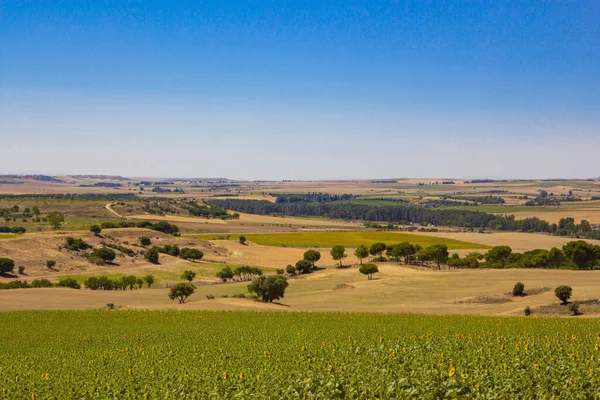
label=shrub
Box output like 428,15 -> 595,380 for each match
46,260 -> 56,269
143,275 -> 155,288
524,306 -> 531,316
66,237 -> 90,251
90,225 -> 102,235
239,235 -> 247,245
555,285 -> 573,304
276,269 -> 284,275
10,226 -> 26,234
87,256 -> 105,266
106,303 -> 115,310
139,236 -> 151,246
57,278 -> 81,289
144,247 -> 160,264
181,270 -> 196,283
31,279 -> 54,288
216,266 -> 234,282
569,303 -> 579,315
295,259 -> 313,275
169,282 -> 195,303
232,293 -> 246,298
151,221 -> 179,235
512,282 -> 525,296
359,263 -> 379,280
285,264 -> 296,276
206,294 -> 215,300
90,248 -> 116,263
180,248 -> 203,261
17,266 -> 25,275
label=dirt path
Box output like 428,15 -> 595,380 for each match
105,203 -> 125,218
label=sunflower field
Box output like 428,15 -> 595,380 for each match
1,311 -> 599,398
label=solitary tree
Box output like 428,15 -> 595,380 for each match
169,282 -> 195,304
90,225 -> 102,236
512,282 -> 525,296
0,258 -> 15,274
555,285 -> 572,304
303,250 -> 321,269
46,259 -> 56,269
359,263 -> 379,280
144,247 -> 160,264
92,247 -> 117,263
354,245 -> 369,265
143,274 -> 155,288
330,245 -> 347,267
47,212 -> 65,230
485,246 -> 513,269
181,270 -> 196,283
247,275 -> 289,302
369,242 -> 387,260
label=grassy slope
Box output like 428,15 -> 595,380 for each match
187,232 -> 488,249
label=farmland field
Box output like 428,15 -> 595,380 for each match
1,311 -> 600,398
187,232 -> 488,249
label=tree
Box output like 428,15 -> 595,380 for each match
180,248 -> 204,261
359,263 -> 379,280
285,264 -> 296,276
354,245 -> 369,265
396,242 -> 416,264
426,244 -> 449,269
144,247 -> 160,264
369,242 -> 387,260
46,259 -> 56,269
57,278 -> 80,289
539,190 -> 548,198
169,282 -> 195,304
239,235 -> 247,245
247,275 -> 289,302
484,246 -> 513,269
216,266 -> 234,282
512,282 -> 525,296
47,212 -> 65,230
0,258 -> 15,274
122,275 -> 137,290
90,225 -> 102,236
295,259 -> 312,275
387,244 -> 403,262
548,247 -> 566,268
92,247 -> 117,263
136,278 -> 144,289
555,285 -> 572,304
303,250 -> 321,269
181,270 -> 196,283
143,275 -> 155,288
562,241 -> 598,270
330,245 -> 347,267
139,236 -> 151,246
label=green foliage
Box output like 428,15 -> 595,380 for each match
180,248 -> 203,261
247,275 -> 289,302
330,245 -> 347,267
285,264 -> 296,276
47,212 -> 65,230
569,303 -> 580,315
369,242 -> 387,259
168,283 -> 195,303
484,246 -> 513,268
160,244 -> 180,257
0,258 -> 15,274
359,263 -> 379,280
144,247 -> 160,264
66,237 -> 91,251
90,225 -> 102,235
143,275 -> 155,288
90,247 -> 116,263
216,266 -> 234,282
31,279 -> 54,288
354,245 -> 369,265
524,306 -> 531,316
233,266 -> 262,281
139,236 -> 151,246
46,260 -> 56,269
555,285 -> 573,304
512,282 -> 525,296
151,221 -> 179,235
295,259 -> 312,275
57,278 -> 81,289
181,270 -> 197,283
562,241 -> 599,270
303,250 -> 321,268
239,235 -> 247,245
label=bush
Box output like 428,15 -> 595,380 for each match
169,282 -> 195,303
555,285 -> 573,304
232,293 -> 246,298
285,264 -> 296,276
216,266 -> 234,282
46,260 -> 56,269
276,269 -> 284,275
90,225 -> 102,235
239,235 -> 247,245
106,303 -> 115,310
17,266 -> 25,275
295,259 -> 312,275
87,256 -> 105,266
31,279 -> 54,288
139,236 -> 151,246
359,263 -> 379,280
180,248 -> 203,261
524,306 -> 531,316
66,237 -> 90,251
569,303 -> 580,315
512,282 -> 525,296
10,226 -> 26,234
57,278 -> 81,289
206,294 -> 215,300
144,247 -> 160,264
151,221 -> 179,235
143,275 -> 155,288
90,248 -> 116,263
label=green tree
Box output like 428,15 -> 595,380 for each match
216,266 -> 234,282
387,244 -> 403,262
354,245 -> 369,265
46,259 -> 56,269
369,242 -> 387,260
92,247 -> 117,263
181,270 -> 196,283
285,264 -> 296,276
295,259 -> 312,275
57,278 -> 80,289
180,248 -> 204,261
169,282 -> 195,304
426,244 -> 449,269
0,258 -> 15,274
562,241 -> 598,270
303,250 -> 321,269
247,275 -> 289,302
139,236 -> 151,246
239,235 -> 247,245
547,247 -> 566,268
359,263 -> 379,280
555,285 -> 572,304
89,225 -> 102,236
484,246 -> 513,269
143,275 -> 155,288
144,247 -> 160,264
122,275 -> 137,290
330,245 -> 347,267
47,212 -> 65,230
512,282 -> 525,296
396,242 -> 416,264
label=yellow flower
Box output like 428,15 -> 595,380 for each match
128,369 -> 131,375
595,343 -> 599,351
222,371 -> 227,380
590,368 -> 594,375
569,377 -> 575,385
572,335 -> 576,340
534,364 -> 540,371
448,366 -> 456,377
239,372 -> 243,380
327,365 -> 333,372
570,354 -> 576,360
256,375 -> 260,382
484,369 -> 488,376
503,365 -> 508,372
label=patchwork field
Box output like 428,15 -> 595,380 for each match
1,311 -> 600,398
188,232 -> 489,249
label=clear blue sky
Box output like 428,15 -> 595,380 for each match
1,1 -> 599,179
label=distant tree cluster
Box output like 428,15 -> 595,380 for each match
274,192 -> 357,203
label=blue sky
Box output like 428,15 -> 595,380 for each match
1,1 -> 599,179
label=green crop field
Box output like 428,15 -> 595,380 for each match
1,311 -> 599,398
0,234 -> 18,240
187,232 -> 488,249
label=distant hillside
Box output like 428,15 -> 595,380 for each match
0,175 -> 63,183
69,175 -> 130,181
